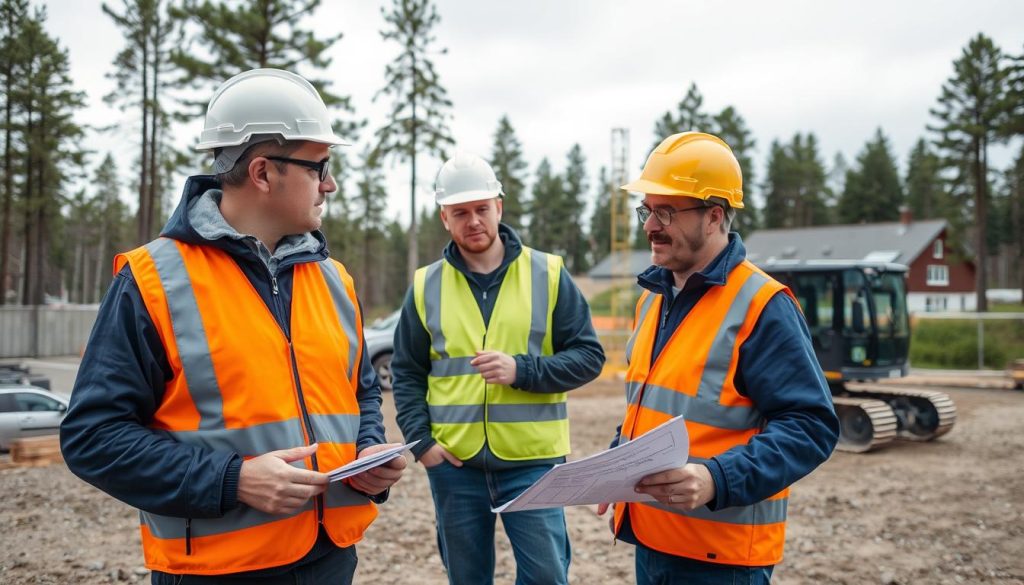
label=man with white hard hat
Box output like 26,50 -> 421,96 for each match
392,152 -> 606,584
61,68 -> 405,584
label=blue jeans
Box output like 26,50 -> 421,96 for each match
425,461 -> 571,585
636,545 -> 773,585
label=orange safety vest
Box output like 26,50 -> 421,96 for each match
614,260 -> 795,566
115,237 -> 377,575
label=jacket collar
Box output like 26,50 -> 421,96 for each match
637,232 -> 747,297
442,223 -> 523,276
159,175 -> 329,269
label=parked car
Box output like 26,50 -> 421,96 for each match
0,385 -> 68,451
0,364 -> 52,390
364,310 -> 400,392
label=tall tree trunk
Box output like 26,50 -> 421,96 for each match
407,53 -> 418,287
137,33 -> 150,244
975,138 -> 988,312
1,66 -> 12,305
94,211 -> 108,302
148,40 -> 160,240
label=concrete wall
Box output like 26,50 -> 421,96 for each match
0,306 -> 98,358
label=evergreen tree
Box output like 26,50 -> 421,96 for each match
929,33 -> 1011,311
589,166 -> 611,266
651,82 -> 713,154
838,128 -> 904,223
1008,147 -> 1024,291
170,0 -> 351,117
905,138 -> 948,220
103,0 -> 183,244
91,153 -> 131,302
713,105 -> 758,234
562,144 -> 589,273
416,205 -> 448,266
528,158 -> 563,254
13,7 -> 85,304
489,115 -> 528,232
0,0 -> 28,303
351,148 -> 388,307
762,134 -> 831,228
374,0 -> 454,286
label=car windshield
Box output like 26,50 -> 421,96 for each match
368,311 -> 400,331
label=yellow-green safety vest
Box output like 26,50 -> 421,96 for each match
413,247 -> 568,461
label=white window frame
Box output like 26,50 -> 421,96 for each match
933,239 -> 943,259
926,264 -> 949,286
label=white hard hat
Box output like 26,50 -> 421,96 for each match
434,152 -> 503,206
195,68 -> 348,152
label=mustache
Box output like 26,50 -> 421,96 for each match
648,233 -> 671,244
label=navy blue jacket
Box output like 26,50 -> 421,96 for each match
392,224 -> 605,468
616,234 -> 838,543
60,175 -> 387,521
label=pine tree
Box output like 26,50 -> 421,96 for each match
562,144 -> 589,273
651,82 -> 713,155
529,158 -> 563,254
713,105 -> 758,234
170,0 -> 351,116
589,166 -> 611,266
905,138 -> 947,220
349,148 -> 388,307
91,153 -> 131,302
838,128 -> 904,223
374,0 -> 454,285
103,0 -> 183,244
489,115 -> 528,232
929,33 -> 1011,311
762,134 -> 831,228
13,7 -> 85,304
0,0 -> 28,303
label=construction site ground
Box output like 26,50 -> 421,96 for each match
1,375 -> 1022,584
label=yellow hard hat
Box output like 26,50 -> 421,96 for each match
621,132 -> 744,209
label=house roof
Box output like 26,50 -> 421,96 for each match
587,219 -> 948,279
743,219 -> 947,266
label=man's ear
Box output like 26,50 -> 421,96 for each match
494,198 -> 503,222
248,157 -> 272,193
439,206 -> 451,232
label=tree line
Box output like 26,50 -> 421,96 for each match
0,0 -> 1021,314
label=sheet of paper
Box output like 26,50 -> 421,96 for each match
327,440 -> 420,483
492,416 -> 688,513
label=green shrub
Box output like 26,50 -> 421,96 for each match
911,318 -> 1024,369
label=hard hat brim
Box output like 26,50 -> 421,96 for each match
195,132 -> 350,151
620,178 -> 702,198
436,190 -> 503,206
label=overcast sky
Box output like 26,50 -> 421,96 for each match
43,0 -> 1024,222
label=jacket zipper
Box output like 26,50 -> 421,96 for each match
271,269 -> 323,524
185,518 -> 192,555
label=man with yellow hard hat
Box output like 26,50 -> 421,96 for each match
598,132 -> 839,584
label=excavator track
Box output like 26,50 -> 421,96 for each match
832,396 -> 898,453
844,384 -> 957,442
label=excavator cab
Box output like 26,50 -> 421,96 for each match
764,262 -> 955,452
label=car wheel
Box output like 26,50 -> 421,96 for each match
372,352 -> 393,392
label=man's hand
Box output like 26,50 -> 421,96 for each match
634,463 -> 715,510
348,443 -> 408,495
238,444 -> 329,516
471,350 -> 517,385
419,443 -> 463,469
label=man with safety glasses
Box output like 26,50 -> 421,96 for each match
598,132 -> 838,585
61,69 -> 405,584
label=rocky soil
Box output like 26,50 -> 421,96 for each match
2,381 -> 1022,584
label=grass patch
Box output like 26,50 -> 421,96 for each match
589,284 -> 643,317
911,317 -> 1024,369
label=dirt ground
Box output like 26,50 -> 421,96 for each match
1,380 -> 1023,584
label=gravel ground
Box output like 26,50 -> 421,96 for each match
1,381 -> 1022,584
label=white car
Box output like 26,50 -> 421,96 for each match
364,310 -> 399,392
0,385 -> 68,451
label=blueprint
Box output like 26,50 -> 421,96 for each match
492,416 -> 689,513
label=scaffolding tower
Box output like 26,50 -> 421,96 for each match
609,128 -> 632,329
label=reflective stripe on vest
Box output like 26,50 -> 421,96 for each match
116,238 -> 376,575
614,260 -> 792,566
414,247 -> 568,461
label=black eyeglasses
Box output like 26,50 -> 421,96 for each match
636,203 -> 708,226
265,156 -> 331,182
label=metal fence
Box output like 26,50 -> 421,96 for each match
0,305 -> 99,358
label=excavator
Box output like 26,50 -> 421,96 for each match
764,261 -> 956,452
